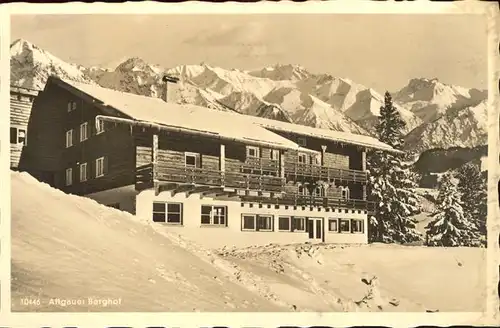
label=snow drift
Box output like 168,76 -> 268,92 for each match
11,171 -> 486,312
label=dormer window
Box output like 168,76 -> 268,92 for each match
247,146 -> 260,158
297,137 -> 307,147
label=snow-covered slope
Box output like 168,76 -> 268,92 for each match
404,100 -> 488,153
10,171 -> 282,312
10,39 -> 95,90
394,78 -> 487,124
263,87 -> 368,134
297,76 -> 423,134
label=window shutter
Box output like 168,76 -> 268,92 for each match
350,219 -> 354,233
10,127 -> 17,143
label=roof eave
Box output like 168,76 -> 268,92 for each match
96,115 -> 302,152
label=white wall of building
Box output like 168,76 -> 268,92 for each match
136,188 -> 368,249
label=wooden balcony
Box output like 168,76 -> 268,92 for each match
242,157 -> 279,175
135,163 -> 285,194
284,162 -> 367,183
241,194 -> 375,213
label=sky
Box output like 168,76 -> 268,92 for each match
11,14 -> 488,92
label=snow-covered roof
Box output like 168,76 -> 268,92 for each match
52,77 -> 398,153
55,78 -> 309,151
246,115 -> 398,152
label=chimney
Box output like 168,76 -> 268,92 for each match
161,75 -> 180,103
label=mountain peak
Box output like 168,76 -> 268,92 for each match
249,63 -> 311,81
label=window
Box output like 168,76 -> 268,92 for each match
201,205 -> 227,226
256,215 -> 273,231
341,187 -> 350,199
297,137 -> 307,147
242,214 -> 256,231
65,129 -> 73,148
96,119 -> 105,134
312,185 -> 324,197
339,219 -> 350,233
247,146 -> 260,158
152,202 -> 183,224
270,149 -> 280,160
67,101 -> 77,112
10,127 -> 27,145
185,152 -> 200,168
298,153 -> 307,164
291,216 -> 306,232
79,163 -> 88,182
328,218 -> 338,232
95,157 -> 105,178
65,168 -> 73,186
80,122 -> 88,142
351,219 -> 364,233
241,214 -> 274,231
278,216 -> 291,231
298,185 -> 308,196
312,154 -> 321,165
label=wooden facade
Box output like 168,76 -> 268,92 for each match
10,86 -> 39,169
21,77 -> 374,213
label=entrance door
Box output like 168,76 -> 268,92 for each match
307,217 -> 324,242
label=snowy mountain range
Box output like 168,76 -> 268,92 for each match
10,39 -> 488,154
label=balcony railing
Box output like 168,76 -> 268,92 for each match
241,194 -> 375,213
242,157 -> 279,174
135,163 -> 285,193
284,162 -> 367,183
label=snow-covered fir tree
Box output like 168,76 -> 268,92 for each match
425,172 -> 480,246
367,92 -> 422,243
456,162 -> 487,246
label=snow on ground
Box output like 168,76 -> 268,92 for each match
11,171 -> 486,312
11,171 -> 282,312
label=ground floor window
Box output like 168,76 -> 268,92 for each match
278,216 -> 306,232
278,216 -> 291,231
153,202 -> 183,224
291,216 -> 306,232
339,219 -> 350,233
328,218 -> 338,232
241,214 -> 274,231
329,218 -> 365,234
351,219 -> 364,233
201,205 -> 227,226
65,168 -> 73,186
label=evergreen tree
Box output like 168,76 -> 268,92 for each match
425,172 -> 480,246
367,92 -> 422,243
456,162 -> 487,246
